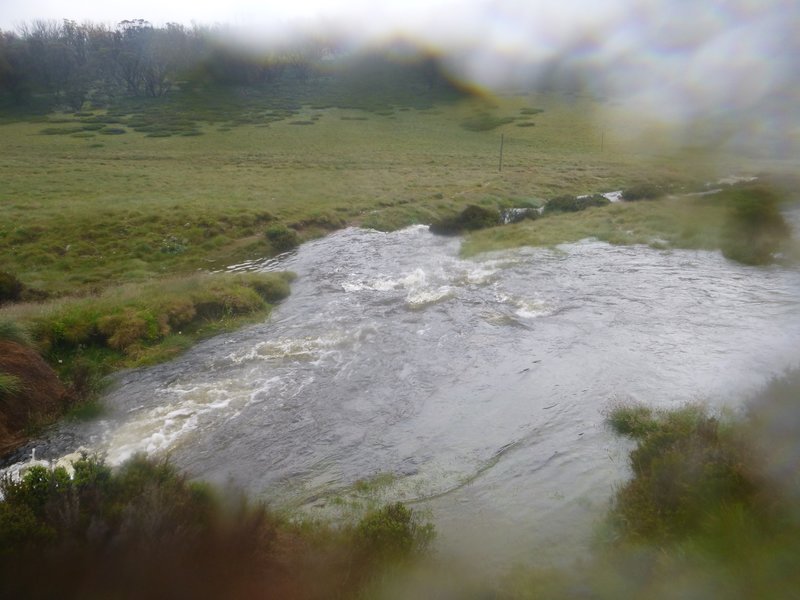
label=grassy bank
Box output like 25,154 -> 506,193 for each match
0,271 -> 293,451
2,271 -> 291,378
462,182 -> 800,263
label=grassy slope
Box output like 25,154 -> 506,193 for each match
0,91 -> 739,295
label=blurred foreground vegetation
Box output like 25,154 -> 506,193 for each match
0,454 -> 434,599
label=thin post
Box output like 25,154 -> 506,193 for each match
498,133 -> 505,172
601,130 -> 605,152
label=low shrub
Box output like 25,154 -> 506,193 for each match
607,403 -> 758,543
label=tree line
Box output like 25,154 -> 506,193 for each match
0,19 -> 340,111
0,19 -> 459,113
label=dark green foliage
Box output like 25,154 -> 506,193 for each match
544,194 -> 610,214
622,184 -> 664,201
0,456 -> 435,599
0,271 -> 23,304
265,223 -> 300,252
720,186 -> 792,265
430,205 -> 501,235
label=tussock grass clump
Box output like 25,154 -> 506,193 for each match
0,454 -> 435,599
0,319 -> 31,346
0,373 -> 22,398
355,502 -> 435,563
265,223 -> 300,252
621,183 -> 664,201
544,194 -> 610,214
430,205 -> 501,235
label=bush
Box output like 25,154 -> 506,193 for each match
607,404 -> 756,543
265,224 -> 300,252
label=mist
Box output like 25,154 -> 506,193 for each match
196,0 -> 800,157
3,1 -> 798,156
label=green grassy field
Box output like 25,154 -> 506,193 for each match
0,91 -> 745,295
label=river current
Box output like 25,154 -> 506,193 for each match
6,225 -> 800,567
